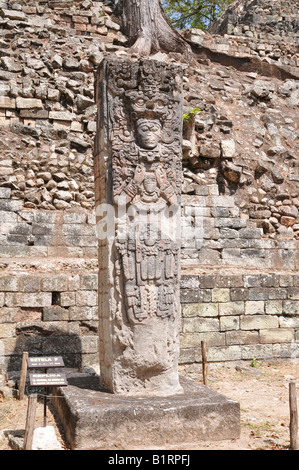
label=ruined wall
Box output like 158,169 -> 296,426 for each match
180,271 -> 299,366
0,0 -> 298,376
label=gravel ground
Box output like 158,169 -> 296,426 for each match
0,359 -> 298,451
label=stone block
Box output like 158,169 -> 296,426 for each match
265,300 -> 283,315
219,228 -> 239,239
207,345 -> 241,362
20,109 -> 49,119
34,212 -> 56,224
222,248 -> 241,258
0,199 -> 23,212
240,315 -> 279,331
279,274 -> 294,287
241,249 -> 265,259
80,274 -> 98,291
198,275 -> 217,288
243,275 -> 261,288
279,317 -> 299,329
260,329 -> 294,344
6,233 -> 29,244
221,139 -> 235,158
248,288 -> 268,301
0,323 -> 15,339
49,111 -> 76,121
241,344 -> 274,360
282,300 -> 299,315
245,301 -> 265,315
60,292 -> 76,307
260,274 -> 280,288
183,317 -> 219,333
180,289 -> 211,303
0,211 -> 17,223
0,307 -> 18,323
288,288 -> 299,300
211,207 -> 230,218
19,276 -> 41,293
181,331 -> 226,349
8,224 -> 31,236
41,276 -> 68,292
80,336 -> 99,354
215,218 -> 246,229
179,348 -> 197,364
53,375 -> 240,450
76,290 -> 97,307
16,98 -> 43,109
181,195 -> 206,207
69,306 -> 98,321
43,306 -> 70,322
32,224 -> 53,236
0,276 -> 19,292
5,292 -> 52,308
63,213 -> 87,224
216,275 -> 243,288
212,288 -> 230,303
268,288 -> 287,300
182,303 -> 218,318
219,301 -> 245,316
238,228 -> 262,239
220,316 -> 240,331
0,187 -> 12,201
230,288 -> 248,301
0,9 -> 26,21
67,275 -> 81,292
180,276 -> 199,289
226,330 -> 259,346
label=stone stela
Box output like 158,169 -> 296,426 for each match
94,58 -> 184,396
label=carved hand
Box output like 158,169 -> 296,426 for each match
156,167 -> 167,187
134,165 -> 145,184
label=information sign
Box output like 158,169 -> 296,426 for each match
27,356 -> 65,369
29,373 -> 68,387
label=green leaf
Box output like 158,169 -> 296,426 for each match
162,0 -> 233,30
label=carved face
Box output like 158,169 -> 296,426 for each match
143,173 -> 158,194
136,119 -> 162,150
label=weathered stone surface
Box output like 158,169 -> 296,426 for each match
53,374 -> 240,450
16,98 -> 43,109
32,426 -> 63,451
0,97 -> 16,109
95,58 -> 184,396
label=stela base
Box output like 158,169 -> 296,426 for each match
52,375 -> 240,450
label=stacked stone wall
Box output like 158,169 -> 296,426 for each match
0,268 -> 98,372
181,190 -> 299,270
180,272 -> 299,365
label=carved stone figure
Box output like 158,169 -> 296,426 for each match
95,58 -> 183,396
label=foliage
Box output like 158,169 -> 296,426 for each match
183,107 -> 201,121
161,0 -> 233,30
250,357 -> 260,368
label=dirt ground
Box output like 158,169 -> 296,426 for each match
0,359 -> 298,451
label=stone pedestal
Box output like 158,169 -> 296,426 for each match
52,374 -> 241,450
94,58 -> 184,396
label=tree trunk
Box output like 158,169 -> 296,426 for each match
116,0 -> 193,59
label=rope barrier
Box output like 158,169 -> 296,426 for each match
8,385 -> 125,402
